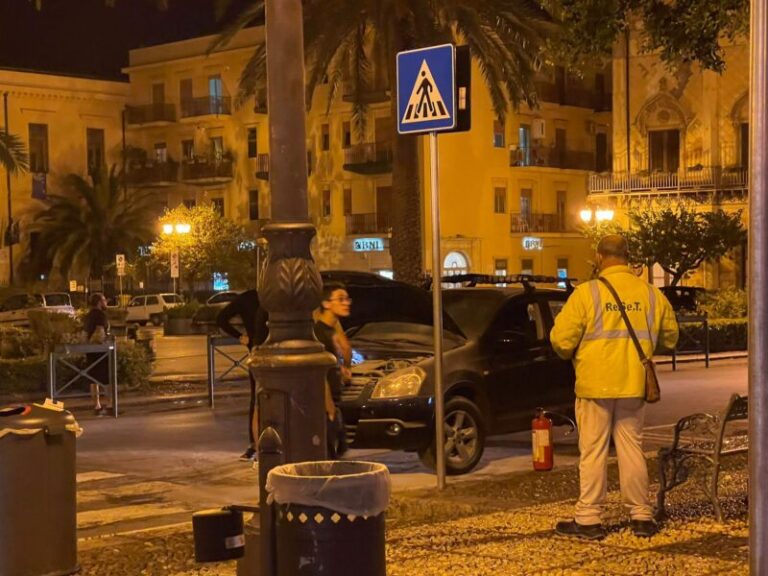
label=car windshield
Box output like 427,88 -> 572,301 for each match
163,294 -> 183,303
209,292 -> 236,304
443,290 -> 508,339
43,293 -> 71,307
350,322 -> 464,349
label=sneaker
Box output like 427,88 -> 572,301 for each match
630,519 -> 658,538
239,446 -> 257,462
555,520 -> 606,541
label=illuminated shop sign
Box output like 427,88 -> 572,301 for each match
522,236 -> 543,251
353,237 -> 385,252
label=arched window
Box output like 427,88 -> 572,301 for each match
443,251 -> 469,277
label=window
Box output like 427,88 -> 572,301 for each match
322,187 -> 332,218
28,123 -> 49,173
182,139 -> 195,161
183,199 -> 196,209
180,78 -> 193,115
212,198 -> 224,216
211,136 -> 224,161
321,123 -> 330,151
521,258 -> 534,275
492,299 -> 544,344
443,251 -> 469,277
518,125 -> 531,166
493,118 -> 505,148
557,258 -> 569,288
152,83 -> 165,104
86,128 -> 105,176
648,129 -> 680,173
740,123 -> 749,169
520,189 -> 533,223
342,121 -> 352,149
343,186 -> 352,216
493,186 -> 507,214
249,189 -> 260,221
556,190 -> 567,231
154,142 -> 167,163
209,75 -> 223,113
494,259 -> 508,276
595,133 -> 608,172
146,296 -> 159,306
554,128 -> 566,167
247,127 -> 258,158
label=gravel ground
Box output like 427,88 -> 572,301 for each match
77,456 -> 748,575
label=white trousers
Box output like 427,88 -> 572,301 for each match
574,397 -> 653,525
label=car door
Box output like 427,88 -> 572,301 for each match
536,292 -> 576,413
126,296 -> 146,322
483,295 -> 552,432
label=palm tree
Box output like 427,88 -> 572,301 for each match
0,130 -> 29,175
213,0 -> 555,284
29,166 -> 162,283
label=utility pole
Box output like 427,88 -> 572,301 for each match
749,0 -> 768,571
252,1 -> 334,575
3,92 -> 13,286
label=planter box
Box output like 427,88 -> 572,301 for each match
164,318 -> 208,336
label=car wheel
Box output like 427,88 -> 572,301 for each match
138,320 -> 148,327
150,314 -> 163,326
418,396 -> 486,475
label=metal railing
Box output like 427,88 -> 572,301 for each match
180,96 -> 232,118
125,103 -> 176,124
533,81 -> 611,111
589,166 -> 749,194
510,212 -> 570,233
345,212 -> 391,234
343,142 -> 393,167
125,161 -> 179,186
671,315 -> 710,371
180,158 -> 234,181
511,146 -> 596,171
48,340 -> 119,418
206,334 -> 250,408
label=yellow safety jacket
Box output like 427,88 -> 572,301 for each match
550,265 -> 679,399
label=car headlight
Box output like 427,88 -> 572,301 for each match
370,367 -> 426,399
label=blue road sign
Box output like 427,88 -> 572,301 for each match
397,44 -> 455,134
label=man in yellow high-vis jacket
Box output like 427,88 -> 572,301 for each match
551,235 -> 679,540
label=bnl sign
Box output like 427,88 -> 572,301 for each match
397,44 -> 456,134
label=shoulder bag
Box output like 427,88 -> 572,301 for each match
598,277 -> 661,403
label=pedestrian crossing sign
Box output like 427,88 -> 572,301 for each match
397,44 -> 455,134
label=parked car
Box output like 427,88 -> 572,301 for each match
337,275 -> 576,475
0,292 -> 76,326
205,290 -> 243,308
125,293 -> 183,326
659,286 -> 707,314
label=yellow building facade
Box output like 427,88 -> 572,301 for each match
589,30 -> 749,288
0,69 -> 129,285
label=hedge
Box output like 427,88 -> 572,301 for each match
676,318 -> 747,353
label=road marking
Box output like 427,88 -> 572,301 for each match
78,503 -> 190,530
77,471 -> 125,483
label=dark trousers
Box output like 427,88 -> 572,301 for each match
248,372 -> 257,446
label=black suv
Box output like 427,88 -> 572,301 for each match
339,274 -> 576,475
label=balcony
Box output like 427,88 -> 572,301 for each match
255,152 -> 314,180
588,166 -> 748,197
343,142 -> 393,174
125,103 -> 176,125
180,96 -> 232,119
510,213 -> 570,234
345,212 -> 391,235
342,86 -> 390,104
510,146 -> 596,171
180,157 -> 234,184
125,161 -> 179,187
534,81 -> 612,111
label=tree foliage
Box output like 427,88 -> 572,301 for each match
0,131 -> 29,176
629,206 -> 745,286
150,204 -> 257,289
30,166 -> 162,281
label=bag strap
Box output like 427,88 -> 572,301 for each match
598,276 -> 648,363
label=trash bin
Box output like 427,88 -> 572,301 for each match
266,460 -> 390,576
0,401 -> 81,576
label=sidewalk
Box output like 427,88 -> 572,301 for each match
75,454 -> 748,575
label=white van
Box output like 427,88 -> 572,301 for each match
125,293 -> 183,326
0,292 -> 76,326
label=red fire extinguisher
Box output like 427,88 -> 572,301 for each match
532,407 -> 554,471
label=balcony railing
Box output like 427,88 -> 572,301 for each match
510,212 -> 570,234
345,212 -> 391,235
588,166 -> 749,195
254,152 -> 312,180
125,161 -> 179,187
180,96 -> 232,118
534,81 -> 612,111
180,158 -> 234,183
343,142 -> 393,174
125,103 -> 176,125
511,146 -> 596,171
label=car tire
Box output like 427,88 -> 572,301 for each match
418,396 -> 486,476
150,314 -> 163,326
137,320 -> 148,327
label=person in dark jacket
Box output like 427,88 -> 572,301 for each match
217,289 -> 269,461
84,292 -> 111,415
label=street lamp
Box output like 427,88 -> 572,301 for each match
161,221 -> 191,293
580,208 -> 615,223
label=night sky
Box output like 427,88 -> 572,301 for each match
0,0 -> 256,80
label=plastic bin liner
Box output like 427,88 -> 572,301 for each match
266,461 -> 390,517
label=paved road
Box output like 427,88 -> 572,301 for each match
72,359 -> 747,540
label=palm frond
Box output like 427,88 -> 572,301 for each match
208,1 -> 265,54
0,131 -> 29,175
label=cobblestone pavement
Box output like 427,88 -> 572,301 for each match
76,456 -> 748,575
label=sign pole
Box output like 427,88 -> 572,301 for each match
429,131 -> 446,490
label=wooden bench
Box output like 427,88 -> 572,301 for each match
656,393 -> 748,521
